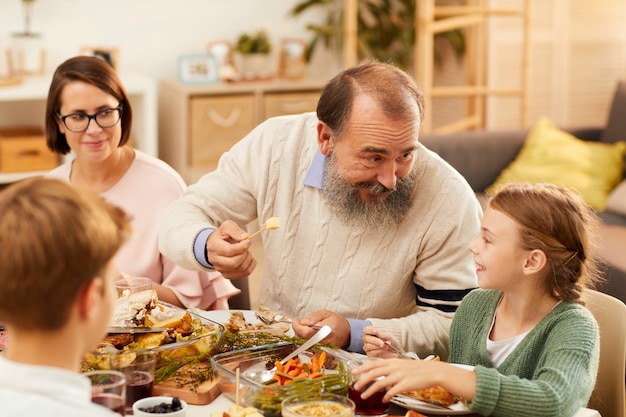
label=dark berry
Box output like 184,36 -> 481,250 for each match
138,397 -> 183,413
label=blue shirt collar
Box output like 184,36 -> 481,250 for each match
303,149 -> 326,189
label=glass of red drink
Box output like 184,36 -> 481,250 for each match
347,359 -> 389,415
85,370 -> 126,415
111,351 -> 157,414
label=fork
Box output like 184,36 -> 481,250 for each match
254,312 -> 322,330
371,334 -> 421,360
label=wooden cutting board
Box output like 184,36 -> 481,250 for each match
152,362 -> 223,405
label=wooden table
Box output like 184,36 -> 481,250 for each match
185,393 -> 602,417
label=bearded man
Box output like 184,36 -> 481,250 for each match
159,60 -> 482,359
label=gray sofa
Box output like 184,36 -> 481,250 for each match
420,81 -> 626,304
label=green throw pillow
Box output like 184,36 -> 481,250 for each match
486,117 -> 626,210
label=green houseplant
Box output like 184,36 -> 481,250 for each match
234,30 -> 273,79
290,0 -> 465,70
235,30 -> 272,55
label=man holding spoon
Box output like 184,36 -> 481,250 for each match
159,60 -> 481,359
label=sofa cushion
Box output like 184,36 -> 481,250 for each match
486,117 -> 626,210
606,180 -> 626,217
601,80 -> 626,144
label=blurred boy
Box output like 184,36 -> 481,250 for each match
0,177 -> 132,416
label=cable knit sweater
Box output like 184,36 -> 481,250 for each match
450,289 -> 600,417
159,113 -> 482,357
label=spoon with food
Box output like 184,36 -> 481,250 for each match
245,217 -> 280,240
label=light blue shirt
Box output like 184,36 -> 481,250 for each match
193,149 -> 370,352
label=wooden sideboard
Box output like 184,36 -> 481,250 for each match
158,78 -> 327,183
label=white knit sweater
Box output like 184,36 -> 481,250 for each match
159,113 -> 482,358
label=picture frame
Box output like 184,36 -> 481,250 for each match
278,39 -> 307,79
79,46 -> 119,69
207,40 -> 237,79
178,54 -> 219,84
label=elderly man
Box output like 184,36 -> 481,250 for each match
159,60 -> 481,358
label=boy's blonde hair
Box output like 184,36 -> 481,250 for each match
0,178 -> 132,329
489,183 -> 603,304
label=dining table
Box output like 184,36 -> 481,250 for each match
184,392 -> 602,417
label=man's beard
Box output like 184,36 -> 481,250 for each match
322,153 -> 418,229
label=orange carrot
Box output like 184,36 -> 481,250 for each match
318,351 -> 326,369
266,353 -> 327,386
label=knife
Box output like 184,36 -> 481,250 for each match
107,326 -> 169,334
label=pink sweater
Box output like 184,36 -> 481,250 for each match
46,149 -> 238,309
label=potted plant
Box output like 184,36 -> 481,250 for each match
290,0 -> 465,70
11,0 -> 45,75
234,30 -> 273,80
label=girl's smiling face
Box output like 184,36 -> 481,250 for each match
468,205 -> 530,290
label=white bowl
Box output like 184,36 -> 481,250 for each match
132,396 -> 187,416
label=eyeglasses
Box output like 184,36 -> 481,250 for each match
57,106 -> 123,132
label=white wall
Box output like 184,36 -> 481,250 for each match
0,0 -> 340,80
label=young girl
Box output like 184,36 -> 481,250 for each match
355,183 -> 601,417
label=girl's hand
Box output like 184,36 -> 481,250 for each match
352,359 -> 477,403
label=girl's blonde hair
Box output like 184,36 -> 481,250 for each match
489,183 -> 603,304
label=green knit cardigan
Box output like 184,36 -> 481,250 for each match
449,289 -> 599,417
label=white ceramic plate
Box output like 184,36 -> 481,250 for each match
390,364 -> 474,416
198,309 -> 294,336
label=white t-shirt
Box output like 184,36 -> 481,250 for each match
0,355 -> 118,417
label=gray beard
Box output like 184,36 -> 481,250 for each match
322,153 -> 418,229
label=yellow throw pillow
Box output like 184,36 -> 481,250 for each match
486,117 -> 626,210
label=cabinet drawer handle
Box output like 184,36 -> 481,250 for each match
279,101 -> 313,113
206,107 -> 242,128
18,150 -> 41,157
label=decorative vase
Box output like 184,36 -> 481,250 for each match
238,53 -> 272,80
10,32 -> 45,76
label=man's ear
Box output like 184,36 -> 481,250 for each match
317,122 -> 333,156
523,249 -> 547,275
78,277 -> 104,320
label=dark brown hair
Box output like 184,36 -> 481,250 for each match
316,59 -> 425,138
489,183 -> 603,304
45,55 -> 133,154
0,178 -> 132,330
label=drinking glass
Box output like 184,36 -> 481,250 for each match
346,359 -> 389,415
115,276 -> 153,298
85,370 -> 126,415
110,350 -> 157,414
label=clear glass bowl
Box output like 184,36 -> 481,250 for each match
211,342 -> 351,416
84,302 -> 225,372
282,392 -> 355,417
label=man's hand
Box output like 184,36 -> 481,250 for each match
362,325 -> 401,358
292,309 -> 350,348
206,220 -> 256,279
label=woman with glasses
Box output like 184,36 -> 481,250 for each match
44,55 -> 238,310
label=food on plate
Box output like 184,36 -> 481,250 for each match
402,385 -> 458,407
283,401 -> 352,417
84,297 -> 224,375
136,396 -> 184,414
211,404 -> 264,417
404,411 -> 428,417
110,289 -> 158,327
225,309 -> 289,335
266,352 -> 326,386
212,343 -> 351,416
